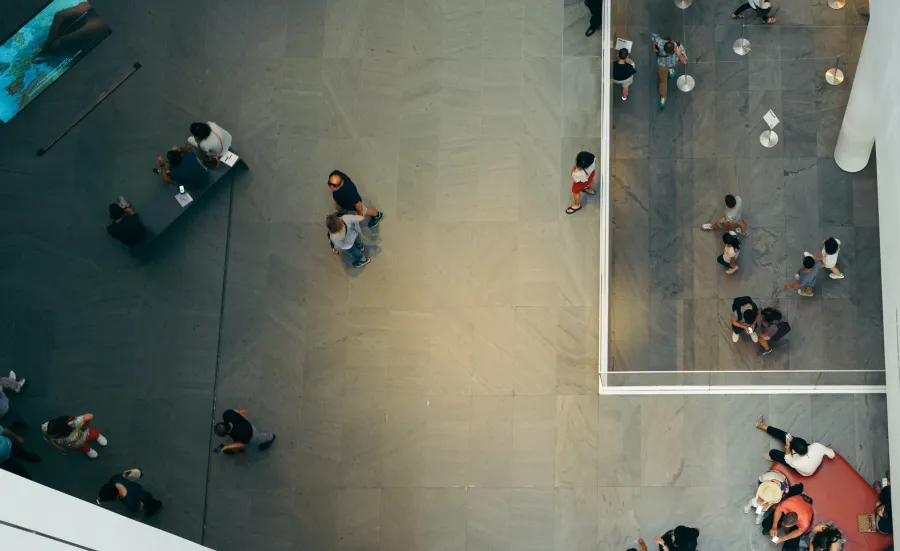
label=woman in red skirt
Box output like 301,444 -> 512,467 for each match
566,151 -> 596,215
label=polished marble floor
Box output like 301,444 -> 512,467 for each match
608,0 -> 883,384
0,0 -> 888,549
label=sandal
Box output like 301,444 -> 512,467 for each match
765,17 -> 776,23
565,205 -> 583,215
583,188 -> 596,196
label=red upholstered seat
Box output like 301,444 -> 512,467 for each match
772,453 -> 893,551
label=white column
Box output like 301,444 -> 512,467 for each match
833,15 -> 881,172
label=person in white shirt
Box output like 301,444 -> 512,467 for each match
812,237 -> 844,280
326,213 -> 371,268
717,231 -> 741,275
187,121 -> 232,159
756,414 -> 835,476
731,0 -> 776,24
566,151 -> 596,215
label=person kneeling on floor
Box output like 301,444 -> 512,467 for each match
762,493 -> 814,550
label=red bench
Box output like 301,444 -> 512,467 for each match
773,453 -> 893,551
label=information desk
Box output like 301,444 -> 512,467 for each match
138,152 -> 244,246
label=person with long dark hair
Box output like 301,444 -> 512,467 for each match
811,523 -> 843,551
876,484 -> 892,534
41,413 -> 108,459
717,231 -> 741,275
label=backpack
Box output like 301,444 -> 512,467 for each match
769,321 -> 792,342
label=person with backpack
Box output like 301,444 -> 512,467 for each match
96,468 -> 163,521
755,414 -> 835,476
758,306 -> 790,356
566,151 -> 596,215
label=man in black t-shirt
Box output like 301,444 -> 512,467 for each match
213,408 -> 276,456
328,170 -> 384,229
611,48 -> 637,101
730,296 -> 760,344
97,469 -> 162,521
106,198 -> 146,247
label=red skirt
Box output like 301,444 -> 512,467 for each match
571,170 -> 596,194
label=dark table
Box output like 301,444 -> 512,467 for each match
137,152 -> 244,246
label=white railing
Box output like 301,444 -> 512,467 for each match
597,0 -> 612,390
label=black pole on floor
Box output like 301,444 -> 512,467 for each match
200,172 -> 236,545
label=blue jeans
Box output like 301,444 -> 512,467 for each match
344,237 -> 364,262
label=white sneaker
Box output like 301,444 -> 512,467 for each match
701,223 -> 713,230
96,434 -> 108,447
755,512 -> 765,525
830,273 -> 844,279
14,378 -> 25,393
725,266 -> 739,275
750,332 -> 759,343
86,448 -> 98,459
803,251 -> 813,258
732,332 -> 740,343
742,501 -> 752,514
8,371 -> 15,381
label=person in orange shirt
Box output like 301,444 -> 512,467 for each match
761,493 -> 814,550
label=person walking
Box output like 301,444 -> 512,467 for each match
717,231 -> 741,275
42,413 -> 108,459
566,151 -> 596,215
730,296 -> 760,344
213,408 -> 276,457
327,212 -> 371,268
328,170 -> 384,228
97,469 -> 163,521
584,0 -> 603,37
654,526 -> 700,551
785,253 -> 820,296
0,425 -> 41,480
612,48 -> 637,100
0,370 -> 26,425
650,33 -> 687,109
758,306 -> 790,356
701,194 -> 748,235
732,0 -> 777,24
812,237 -> 844,280
756,414 -> 835,476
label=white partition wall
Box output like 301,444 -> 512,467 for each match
0,472 -> 211,551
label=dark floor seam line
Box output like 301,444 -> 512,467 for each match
0,519 -> 97,551
200,171 -> 237,546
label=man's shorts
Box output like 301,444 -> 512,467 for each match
613,76 -> 634,87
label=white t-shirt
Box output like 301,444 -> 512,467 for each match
821,238 -> 841,269
785,443 -> 835,476
329,214 -> 364,250
723,244 -> 740,262
749,0 -> 772,8
572,161 -> 596,182
187,122 -> 232,156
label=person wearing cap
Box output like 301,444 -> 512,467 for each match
743,470 -> 802,525
97,468 -> 162,521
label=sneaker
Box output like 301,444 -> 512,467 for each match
659,97 -> 667,108
750,332 -> 759,343
803,251 -> 813,258
622,95 -> 628,101
353,257 -> 372,268
259,434 -> 277,451
86,448 -> 99,459
725,266 -> 739,275
367,212 -> 384,228
798,289 -> 813,296
742,501 -> 752,514
668,68 -> 676,78
117,196 -> 129,208
8,370 -> 15,381
14,378 -> 25,393
755,512 -> 765,525
735,227 -> 748,236
759,348 -> 773,356
830,273 -> 845,279
701,223 -> 713,230
756,414 -> 765,428
96,434 -> 108,447
732,332 -> 740,343
762,452 -> 772,461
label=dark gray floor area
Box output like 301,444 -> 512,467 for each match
0,0 -> 890,550
608,0 -> 884,384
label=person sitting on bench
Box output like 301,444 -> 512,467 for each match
762,493 -> 814,550
153,146 -> 208,188
188,121 -> 232,161
106,197 -> 146,247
